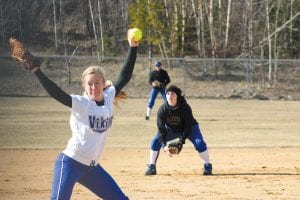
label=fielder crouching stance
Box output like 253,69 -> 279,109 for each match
9,35 -> 138,199
144,85 -> 212,176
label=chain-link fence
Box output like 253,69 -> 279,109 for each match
1,55 -> 300,100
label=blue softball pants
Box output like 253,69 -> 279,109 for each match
148,87 -> 167,109
51,153 -> 129,200
150,124 -> 207,153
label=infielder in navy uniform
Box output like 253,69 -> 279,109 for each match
144,85 -> 213,176
27,37 -> 138,199
145,61 -> 170,120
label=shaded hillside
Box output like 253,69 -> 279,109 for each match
1,52 -> 300,101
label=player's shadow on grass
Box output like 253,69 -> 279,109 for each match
213,172 -> 300,176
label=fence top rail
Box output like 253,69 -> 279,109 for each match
1,55 -> 300,63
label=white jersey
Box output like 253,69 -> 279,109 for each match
63,86 -> 116,166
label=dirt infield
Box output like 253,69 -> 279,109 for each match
0,148 -> 299,200
0,97 -> 299,199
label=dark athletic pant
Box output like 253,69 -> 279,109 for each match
51,153 -> 129,200
150,124 -> 207,153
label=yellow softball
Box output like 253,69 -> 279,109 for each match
128,28 -> 142,42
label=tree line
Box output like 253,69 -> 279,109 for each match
1,0 -> 299,58
1,0 -> 300,82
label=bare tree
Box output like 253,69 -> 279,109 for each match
59,0 -> 66,55
88,0 -> 100,64
97,0 -> 104,60
223,0 -> 232,76
147,0 -> 152,69
153,0 -> 170,67
247,0 -> 253,85
191,0 -> 207,75
0,0 -> 4,45
290,0 -> 294,44
208,0 -> 217,76
199,0 -> 207,75
265,0 -> 272,83
180,0 -> 186,57
217,0 -> 222,49
172,0 -> 180,56
191,0 -> 201,57
260,12 -> 300,44
59,0 -> 70,88
52,0 -> 58,49
163,0 -> 172,65
224,0 -> 232,48
273,0 -> 281,84
163,0 -> 170,27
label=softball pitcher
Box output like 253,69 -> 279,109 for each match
11,36 -> 138,199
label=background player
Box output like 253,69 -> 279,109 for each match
145,61 -> 170,120
144,85 -> 212,176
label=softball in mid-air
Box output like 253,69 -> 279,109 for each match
128,28 -> 142,42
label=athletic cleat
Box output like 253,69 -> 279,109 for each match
203,163 -> 212,175
145,116 -> 150,120
144,164 -> 156,175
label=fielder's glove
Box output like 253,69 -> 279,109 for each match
9,37 -> 40,72
166,138 -> 183,155
152,80 -> 162,88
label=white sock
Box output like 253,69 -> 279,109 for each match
149,150 -> 159,165
199,150 -> 210,164
146,107 -> 152,117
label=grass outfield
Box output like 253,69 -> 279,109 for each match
0,97 -> 299,149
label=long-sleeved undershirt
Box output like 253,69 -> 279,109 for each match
34,47 -> 137,108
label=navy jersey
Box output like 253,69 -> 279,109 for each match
157,97 -> 198,145
149,69 -> 170,88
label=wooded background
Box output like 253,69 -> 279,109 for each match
1,0 -> 300,59
1,0 -> 300,98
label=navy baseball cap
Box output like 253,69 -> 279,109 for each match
155,61 -> 161,67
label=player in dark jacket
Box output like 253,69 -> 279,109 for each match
145,61 -> 170,120
144,85 -> 212,176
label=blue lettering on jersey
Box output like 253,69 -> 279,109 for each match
89,115 -> 113,133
